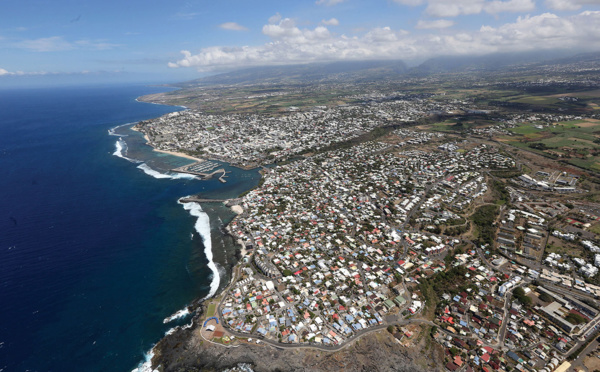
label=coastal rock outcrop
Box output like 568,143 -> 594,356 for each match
152,319 -> 439,372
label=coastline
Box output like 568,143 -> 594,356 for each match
151,148 -> 204,162
130,125 -> 204,163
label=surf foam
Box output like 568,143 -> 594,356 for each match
178,199 -> 220,300
108,123 -> 133,137
112,138 -> 142,164
163,308 -> 190,324
131,349 -> 158,372
137,163 -> 197,180
113,138 -> 126,158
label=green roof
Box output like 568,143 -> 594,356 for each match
394,295 -> 407,305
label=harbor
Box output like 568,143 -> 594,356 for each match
172,160 -> 231,181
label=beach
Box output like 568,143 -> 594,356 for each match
130,125 -> 204,163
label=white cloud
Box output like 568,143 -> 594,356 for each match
170,12 -> 201,20
219,22 -> 248,31
545,0 -> 599,10
415,19 -> 455,29
17,36 -> 119,52
485,0 -> 536,14
0,69 -> 122,77
315,0 -> 345,5
268,13 -> 282,24
0,68 -> 53,76
18,36 -> 73,52
395,0 -> 535,16
168,11 -> 600,71
322,18 -> 340,26
74,39 -> 121,50
394,0 -> 425,5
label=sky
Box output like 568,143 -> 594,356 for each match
1,0 -> 600,86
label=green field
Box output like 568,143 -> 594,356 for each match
509,96 -> 560,105
207,303 -> 216,317
500,119 -> 600,172
431,121 -> 459,132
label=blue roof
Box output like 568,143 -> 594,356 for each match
507,351 -> 520,362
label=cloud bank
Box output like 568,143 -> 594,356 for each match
168,11 -> 600,71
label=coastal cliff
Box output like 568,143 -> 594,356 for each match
151,318 -> 438,372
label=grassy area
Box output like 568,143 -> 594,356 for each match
510,96 -> 560,105
431,120 -> 460,132
567,158 -> 600,172
501,119 -> 600,172
545,243 -> 583,258
588,223 -> 600,235
207,303 -> 216,317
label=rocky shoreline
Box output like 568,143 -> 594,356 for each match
151,308 -> 437,372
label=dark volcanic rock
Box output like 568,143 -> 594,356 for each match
152,321 -> 436,372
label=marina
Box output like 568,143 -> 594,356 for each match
172,160 -> 230,180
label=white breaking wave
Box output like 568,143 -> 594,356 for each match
112,139 -> 142,164
165,327 -> 176,336
108,122 -> 133,137
131,349 -> 158,372
136,163 -> 197,180
163,308 -> 190,324
178,199 -> 220,300
134,98 -> 188,110
222,363 -> 256,372
113,138 -> 126,158
112,140 -> 195,179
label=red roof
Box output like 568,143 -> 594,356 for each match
445,362 -> 459,371
454,356 -> 463,366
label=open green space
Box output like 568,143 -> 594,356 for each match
501,119 -> 600,172
207,303 -> 216,317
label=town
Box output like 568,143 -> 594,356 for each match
144,70 -> 600,371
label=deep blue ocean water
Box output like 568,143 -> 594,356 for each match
0,85 -> 260,372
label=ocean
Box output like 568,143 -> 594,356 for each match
0,84 -> 261,372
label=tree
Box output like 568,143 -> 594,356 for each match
539,292 -> 553,303
566,313 -> 586,325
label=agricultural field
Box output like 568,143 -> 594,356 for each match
499,89 -> 600,111
497,119 -> 600,172
429,118 -> 496,133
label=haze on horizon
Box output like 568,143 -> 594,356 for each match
1,0 -> 600,87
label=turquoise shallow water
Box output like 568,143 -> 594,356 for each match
0,84 -> 260,372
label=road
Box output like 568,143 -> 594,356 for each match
567,337 -> 599,372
